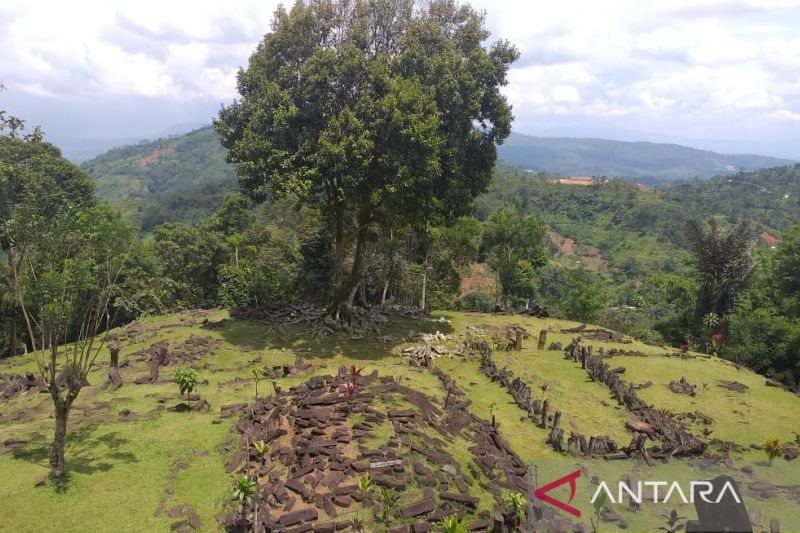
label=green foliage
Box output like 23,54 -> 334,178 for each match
356,473 -> 372,496
598,308 -> 663,344
505,491 -> 526,521
559,268 -> 607,322
591,489 -> 608,533
440,515 -> 469,533
151,223 -> 227,307
774,224 -> 800,315
216,0 -> 518,314
80,127 -> 236,230
231,474 -> 257,505
482,208 -> 547,306
457,291 -> 495,312
253,440 -> 269,457
685,217 -> 758,321
174,366 -> 199,398
375,487 -> 399,525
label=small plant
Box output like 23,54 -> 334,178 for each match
356,472 -> 373,498
699,427 -> 714,448
702,312 -> 719,330
175,366 -> 200,406
346,365 -> 364,403
375,487 -> 399,526
355,473 -> 373,527
764,438 -> 782,465
251,368 -> 264,399
539,383 -> 551,401
505,491 -> 526,525
657,509 -> 687,533
488,401 -> 498,428
253,440 -> 269,457
591,488 -> 608,533
440,515 -> 469,533
232,474 -> 257,506
656,407 -> 674,421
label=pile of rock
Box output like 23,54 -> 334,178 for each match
561,324 -> 630,343
223,369 -> 539,532
668,377 -> 697,396
399,344 -> 445,367
0,372 -> 44,400
168,335 -> 222,365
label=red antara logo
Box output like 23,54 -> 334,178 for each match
534,469 -> 582,518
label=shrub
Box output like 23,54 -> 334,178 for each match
765,438 -> 782,465
175,366 -> 200,401
232,475 -> 257,505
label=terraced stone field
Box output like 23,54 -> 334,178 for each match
0,309 -> 798,532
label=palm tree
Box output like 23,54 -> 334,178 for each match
684,217 -> 758,323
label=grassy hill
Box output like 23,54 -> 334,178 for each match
1,310 -> 798,532
498,133 -> 795,184
80,127 -> 236,230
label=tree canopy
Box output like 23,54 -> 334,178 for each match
215,0 -> 518,317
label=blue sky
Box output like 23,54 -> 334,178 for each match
2,0 -> 799,160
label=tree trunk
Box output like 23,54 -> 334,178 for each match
420,251 -> 430,311
328,217 -> 368,320
51,401 -> 69,478
420,269 -> 428,311
359,280 -> 368,307
10,311 -> 17,356
380,280 -> 389,306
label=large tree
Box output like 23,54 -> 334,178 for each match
481,208 -> 547,307
216,0 -> 518,318
684,217 -> 758,322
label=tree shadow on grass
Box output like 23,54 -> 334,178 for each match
218,313 -> 455,362
11,424 -> 138,491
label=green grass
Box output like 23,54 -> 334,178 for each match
1,309 -> 798,532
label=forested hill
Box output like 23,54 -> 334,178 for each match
80,127 -> 235,230
497,132 -> 795,183
476,164 -> 800,283
83,125 -> 799,234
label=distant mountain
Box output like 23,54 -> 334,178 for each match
81,127 -> 235,230
497,133 -> 795,184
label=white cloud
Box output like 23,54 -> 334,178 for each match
1,0 -> 799,155
0,0 -> 281,101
